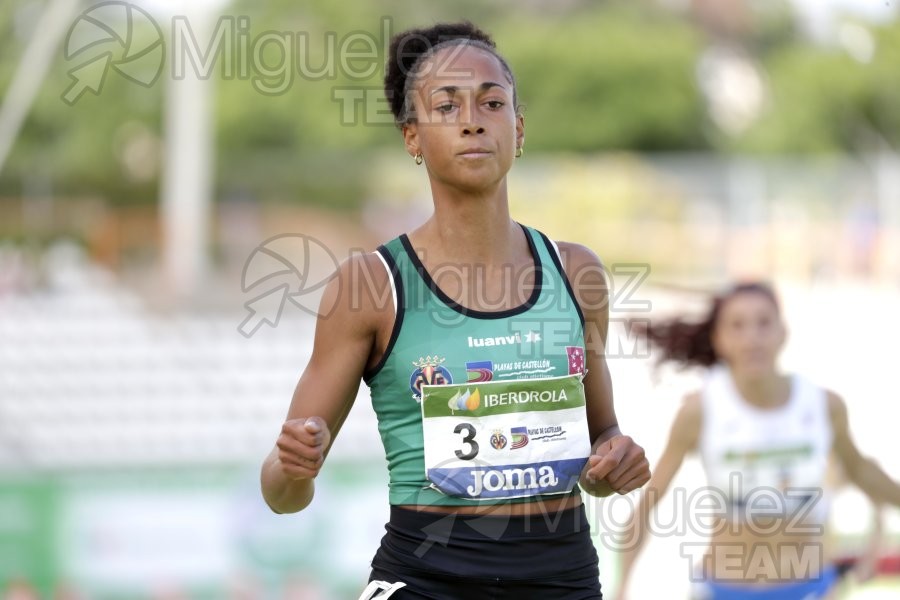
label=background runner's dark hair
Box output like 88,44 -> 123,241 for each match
383,21 -> 520,125
630,282 -> 781,369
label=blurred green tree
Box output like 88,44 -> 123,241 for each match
1,0 -> 899,211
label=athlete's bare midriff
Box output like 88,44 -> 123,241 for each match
399,492 -> 582,516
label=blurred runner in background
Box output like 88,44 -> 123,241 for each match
617,282 -> 900,600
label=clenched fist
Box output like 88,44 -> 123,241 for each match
583,435 -> 650,494
276,416 -> 332,480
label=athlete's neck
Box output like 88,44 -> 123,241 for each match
412,183 -> 523,268
729,369 -> 791,409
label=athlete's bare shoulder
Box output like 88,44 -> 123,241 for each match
671,390 -> 703,450
321,249 -> 394,323
824,388 -> 848,429
682,390 -> 703,416
554,240 -> 604,270
553,241 -> 607,314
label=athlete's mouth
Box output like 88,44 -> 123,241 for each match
458,147 -> 492,157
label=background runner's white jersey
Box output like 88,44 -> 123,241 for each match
698,365 -> 833,521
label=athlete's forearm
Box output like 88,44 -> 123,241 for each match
260,449 -> 316,514
616,452 -> 680,582
617,534 -> 642,592
610,490 -> 659,596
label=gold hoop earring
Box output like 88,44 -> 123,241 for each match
414,153 -> 423,165
515,146 -> 523,158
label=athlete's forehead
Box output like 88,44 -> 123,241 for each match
414,45 -> 512,97
718,292 -> 779,320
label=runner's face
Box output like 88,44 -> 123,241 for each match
403,46 -> 523,193
712,292 -> 785,376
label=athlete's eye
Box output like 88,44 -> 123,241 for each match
485,100 -> 505,110
435,103 -> 456,114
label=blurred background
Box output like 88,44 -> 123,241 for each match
1,0 -> 899,597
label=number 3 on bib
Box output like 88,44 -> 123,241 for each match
454,423 -> 479,460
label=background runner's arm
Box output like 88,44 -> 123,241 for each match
830,391 -> 900,506
617,393 -> 701,598
260,254 -> 383,514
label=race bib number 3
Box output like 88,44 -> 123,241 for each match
421,374 -> 591,500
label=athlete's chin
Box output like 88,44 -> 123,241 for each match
731,360 -> 777,379
447,169 -> 506,194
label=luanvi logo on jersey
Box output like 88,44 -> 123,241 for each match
467,330 -> 541,348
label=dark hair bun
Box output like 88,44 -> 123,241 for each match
384,21 -> 496,123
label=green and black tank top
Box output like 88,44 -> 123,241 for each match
364,223 -> 588,506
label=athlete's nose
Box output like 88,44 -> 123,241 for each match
459,99 -> 485,135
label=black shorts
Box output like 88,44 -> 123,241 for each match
368,503 -> 602,599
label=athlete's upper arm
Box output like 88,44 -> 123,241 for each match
828,390 -> 865,474
653,391 -> 702,489
557,241 -> 617,442
631,391 -> 701,514
283,252 -> 385,452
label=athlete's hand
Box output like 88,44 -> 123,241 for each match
275,417 -> 331,480
584,435 -> 650,494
